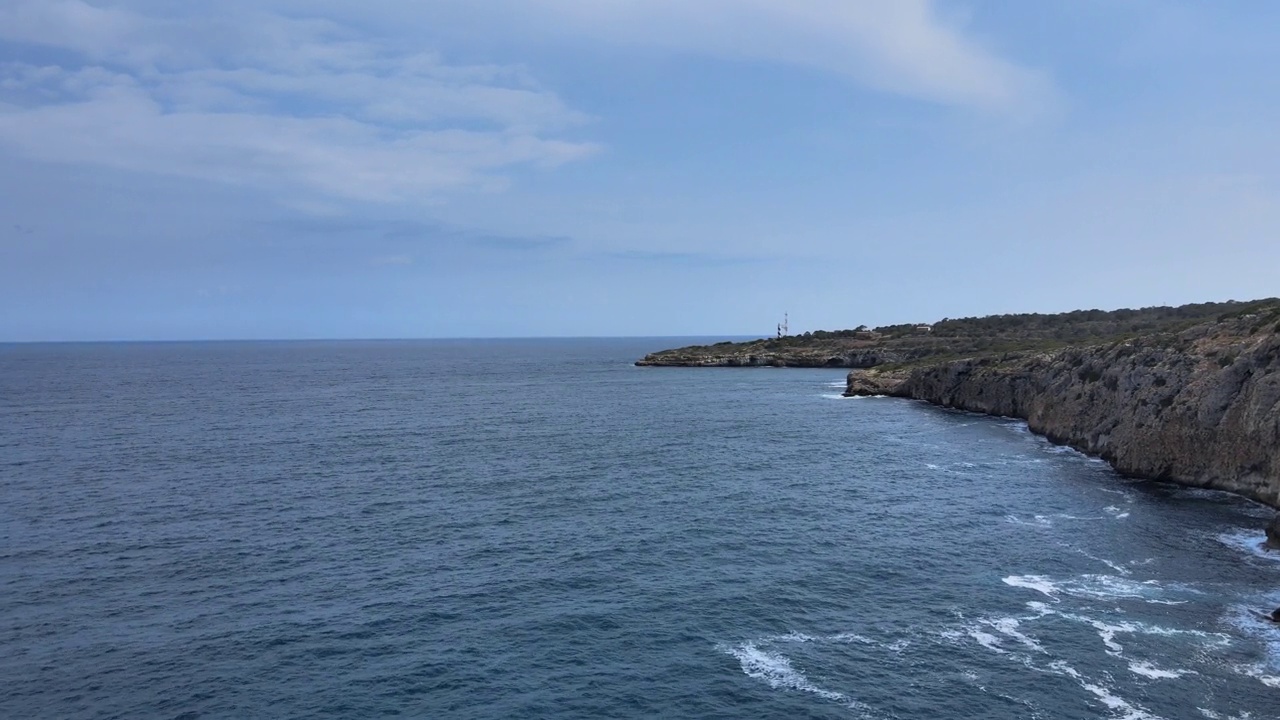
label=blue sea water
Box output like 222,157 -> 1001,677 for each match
2,338 -> 1279,719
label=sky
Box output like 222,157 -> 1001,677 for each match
1,0 -> 1278,341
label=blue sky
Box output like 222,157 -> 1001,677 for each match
1,0 -> 1278,341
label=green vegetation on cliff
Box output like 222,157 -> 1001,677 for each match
636,299 -> 1280,368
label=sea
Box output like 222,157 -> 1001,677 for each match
2,338 -> 1279,720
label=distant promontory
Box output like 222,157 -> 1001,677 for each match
638,300 -> 1280,510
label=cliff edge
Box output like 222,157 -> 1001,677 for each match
636,299 -> 1273,369
845,314 -> 1280,507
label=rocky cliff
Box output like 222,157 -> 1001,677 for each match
636,299 -> 1277,369
635,344 -> 904,368
844,315 -> 1280,507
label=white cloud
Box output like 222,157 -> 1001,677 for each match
0,0 -> 175,67
0,0 -> 1047,205
512,0 -> 1049,111
278,0 -> 1048,112
0,70 -> 595,203
0,1 -> 598,203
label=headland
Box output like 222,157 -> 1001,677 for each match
639,300 -> 1280,512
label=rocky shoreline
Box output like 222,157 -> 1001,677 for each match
638,302 -> 1280,520
843,314 -> 1280,509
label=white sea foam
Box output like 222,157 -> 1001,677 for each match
1138,623 -> 1229,647
959,610 -> 1172,720
987,617 -> 1045,653
1090,619 -> 1132,654
1100,487 -> 1135,497
1104,505 -> 1131,519
1223,603 -> 1280,675
884,638 -> 910,653
723,642 -> 883,717
1072,547 -> 1133,576
769,632 -> 817,643
1005,514 -> 1054,528
1128,661 -> 1194,679
1233,663 -> 1280,688
1008,513 -> 1108,527
1039,606 -> 1230,655
821,393 -> 850,400
1017,601 -> 1190,657
1003,574 -> 1186,605
1049,661 -> 1080,676
968,628 -> 1006,654
956,587 -> 1219,719
1004,575 -> 1060,597
765,631 -> 873,645
1199,710 -> 1255,720
1216,531 -> 1279,561
1042,661 -> 1165,719
724,643 -> 846,701
1079,679 -> 1163,720
1044,662 -> 1165,720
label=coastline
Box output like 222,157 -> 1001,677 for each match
637,303 -> 1280,521
841,315 -> 1280,510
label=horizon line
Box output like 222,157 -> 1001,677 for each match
0,334 -> 766,346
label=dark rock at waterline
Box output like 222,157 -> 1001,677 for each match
1266,514 -> 1280,550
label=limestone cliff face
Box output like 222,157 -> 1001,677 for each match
847,318 -> 1280,507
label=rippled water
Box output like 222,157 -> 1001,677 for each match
3,339 -> 1279,719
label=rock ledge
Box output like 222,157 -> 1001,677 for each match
844,316 -> 1280,509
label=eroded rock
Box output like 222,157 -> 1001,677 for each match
850,317 -> 1280,508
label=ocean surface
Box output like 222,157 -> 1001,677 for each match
3,338 -> 1279,720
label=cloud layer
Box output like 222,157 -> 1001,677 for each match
0,1 -> 598,203
259,0 -> 1049,111
515,0 -> 1049,111
0,1 -> 1049,206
